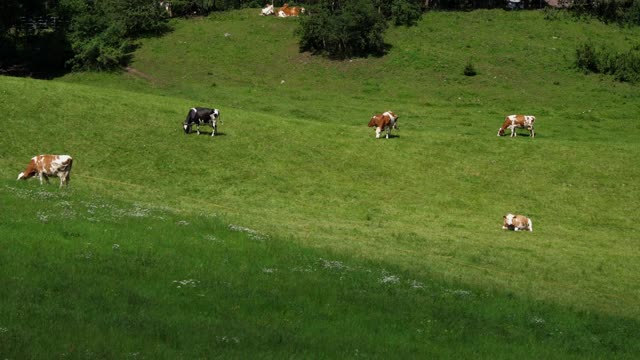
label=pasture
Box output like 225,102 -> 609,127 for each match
1,8 -> 639,357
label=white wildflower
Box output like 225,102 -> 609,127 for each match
228,224 -> 268,241
36,211 -> 49,223
173,279 -> 199,288
112,244 -> 120,251
530,316 -> 546,325
262,268 -> 277,273
448,289 -> 472,298
379,275 -> 400,284
320,258 -> 348,271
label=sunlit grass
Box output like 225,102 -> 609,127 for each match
1,7 -> 639,358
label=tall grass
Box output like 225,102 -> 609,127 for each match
1,183 -> 639,358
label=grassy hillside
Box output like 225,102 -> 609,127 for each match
1,8 -> 640,357
3,183 -> 638,358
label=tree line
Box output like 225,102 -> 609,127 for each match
1,0 -> 639,77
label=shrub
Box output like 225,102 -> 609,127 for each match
575,41 -> 640,83
463,61 -> 477,76
59,0 -> 168,71
575,42 -> 599,74
570,0 -> 640,26
298,0 -> 388,59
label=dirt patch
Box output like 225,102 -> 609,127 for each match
124,66 -> 162,85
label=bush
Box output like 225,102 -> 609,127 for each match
59,0 -> 168,71
298,0 -> 388,59
570,0 -> 640,26
575,41 -> 640,83
575,42 -> 599,74
463,61 -> 477,76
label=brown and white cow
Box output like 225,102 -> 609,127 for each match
502,213 -> 533,232
498,114 -> 536,138
17,155 -> 73,188
260,3 -> 275,15
277,3 -> 305,17
368,111 -> 399,139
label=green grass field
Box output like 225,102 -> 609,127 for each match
1,8 -> 639,358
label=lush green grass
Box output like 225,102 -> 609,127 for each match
1,183 -> 639,358
1,8 -> 640,357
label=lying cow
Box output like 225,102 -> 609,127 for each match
497,114 -> 536,138
502,213 -> 533,232
260,3 -> 274,15
183,107 -> 220,136
368,111 -> 399,139
17,154 -> 73,188
277,3 -> 305,17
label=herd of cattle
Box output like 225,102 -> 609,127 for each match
260,3 -> 306,17
16,107 -> 536,232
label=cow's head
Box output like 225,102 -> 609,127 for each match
497,128 -> 505,136
17,171 -> 34,180
502,214 -> 515,229
391,116 -> 399,130
183,123 -> 192,134
261,4 -> 274,15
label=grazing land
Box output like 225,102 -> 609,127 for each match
1,8 -> 639,358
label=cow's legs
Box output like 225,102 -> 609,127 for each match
38,173 -> 50,185
211,124 -> 216,137
58,172 -> 70,188
196,124 -> 201,135
375,127 -> 382,139
530,127 -> 535,138
385,126 -> 390,139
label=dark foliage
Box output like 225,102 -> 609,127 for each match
569,0 -> 640,26
169,0 -> 261,17
463,61 -> 477,76
298,0 -> 389,59
60,0 -> 170,71
298,0 -> 424,59
575,42 -> 640,83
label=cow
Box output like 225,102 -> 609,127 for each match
368,111 -> 399,139
260,3 -> 275,15
502,213 -> 533,232
498,114 -> 536,138
277,3 -> 305,17
17,154 -> 73,188
183,107 -> 220,136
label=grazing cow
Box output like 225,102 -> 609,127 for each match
183,107 -> 220,136
368,111 -> 399,139
277,3 -> 305,17
17,154 -> 73,188
502,213 -> 533,232
498,114 -> 536,138
260,3 -> 275,15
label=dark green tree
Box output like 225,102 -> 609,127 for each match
298,0 -> 388,59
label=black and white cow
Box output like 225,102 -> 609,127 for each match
183,107 -> 220,136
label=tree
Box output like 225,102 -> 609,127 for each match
298,0 -> 388,59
